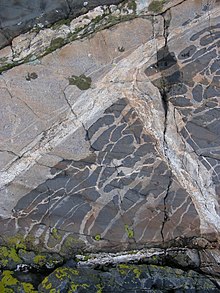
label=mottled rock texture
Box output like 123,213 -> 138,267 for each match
0,0 -> 220,287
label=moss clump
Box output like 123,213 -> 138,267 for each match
40,267 -> 89,292
124,224 -> 134,238
68,74 -> 92,90
148,0 -> 165,13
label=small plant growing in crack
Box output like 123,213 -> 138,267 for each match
51,227 -> 62,241
124,224 -> 134,238
94,234 -> 101,241
68,74 -> 92,90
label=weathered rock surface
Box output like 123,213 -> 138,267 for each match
0,0 -> 124,49
0,0 -> 220,291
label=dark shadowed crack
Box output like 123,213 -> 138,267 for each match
152,9 -> 175,244
82,123 -> 99,152
160,174 -> 172,244
63,89 -> 77,118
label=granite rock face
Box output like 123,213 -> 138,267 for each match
0,0 -> 220,280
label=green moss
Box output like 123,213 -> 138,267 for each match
124,224 -> 134,238
148,0 -> 165,13
68,74 -> 92,90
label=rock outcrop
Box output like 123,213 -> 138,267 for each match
0,0 -> 220,291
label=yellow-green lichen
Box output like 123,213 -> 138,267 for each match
118,263 -> 130,275
5,235 -> 27,250
0,271 -> 18,286
124,224 -> 134,238
96,283 -> 103,293
0,270 -> 36,293
68,282 -> 89,292
118,264 -> 142,279
46,283 -> 52,290
33,254 -> 47,265
0,246 -> 22,266
133,268 -> 141,279
41,276 -> 50,289
21,282 -> 37,293
55,267 -> 79,281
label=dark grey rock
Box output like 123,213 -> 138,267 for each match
0,0 -> 124,49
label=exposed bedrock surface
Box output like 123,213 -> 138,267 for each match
0,0 -> 220,291
0,0 -> 124,49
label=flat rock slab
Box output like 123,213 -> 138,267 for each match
0,0 -> 219,257
0,0 -> 123,48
